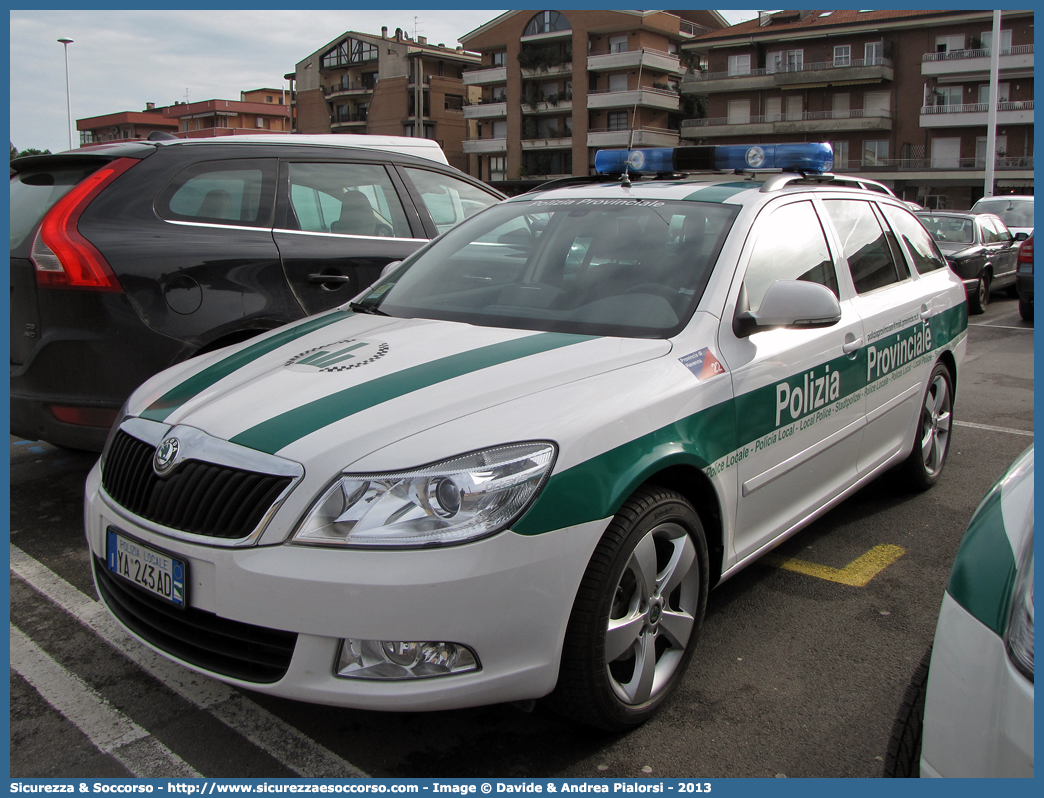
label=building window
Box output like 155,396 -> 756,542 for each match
607,111 -> 628,131
833,45 -> 851,66
322,36 -> 378,68
863,140 -> 889,166
978,83 -> 1010,104
489,156 -> 506,181
727,99 -> 750,125
768,49 -> 803,73
832,140 -> 850,169
492,51 -> 506,67
833,93 -> 851,118
445,94 -> 464,111
608,73 -> 628,92
609,35 -> 628,53
728,54 -> 751,76
934,35 -> 964,55
266,95 -> 274,103
492,120 -> 507,139
523,11 -> 571,36
865,41 -> 884,64
932,86 -> 962,108
980,29 -> 1012,52
491,86 -> 507,102
976,135 -> 1008,166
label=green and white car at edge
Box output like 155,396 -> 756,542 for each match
886,445 -> 1034,777
85,143 -> 969,729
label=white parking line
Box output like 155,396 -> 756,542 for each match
967,322 -> 1034,332
10,545 -> 369,778
954,420 -> 1034,437
10,623 -> 202,778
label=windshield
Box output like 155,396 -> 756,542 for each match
357,197 -> 739,338
972,198 -> 1034,229
918,215 -> 975,245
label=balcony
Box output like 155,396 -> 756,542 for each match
521,96 -> 573,116
587,88 -> 679,112
682,58 -> 893,94
678,19 -> 713,38
463,66 -> 508,86
919,100 -> 1034,128
521,136 -> 573,150
843,155 -> 1034,181
331,116 -> 368,131
586,127 -> 680,148
462,137 -> 508,154
463,101 -> 508,120
520,62 -> 573,79
921,45 -> 1034,78
587,48 -> 682,75
680,108 -> 892,139
324,83 -> 374,99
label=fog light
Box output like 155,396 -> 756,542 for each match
336,639 -> 479,680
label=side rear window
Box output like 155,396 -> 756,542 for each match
285,162 -> 411,237
823,199 -> 906,292
157,159 -> 276,228
880,204 -> 948,274
10,162 -> 105,250
402,168 -> 501,235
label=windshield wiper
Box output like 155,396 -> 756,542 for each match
349,302 -> 389,316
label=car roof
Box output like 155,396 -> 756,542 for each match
514,171 -> 907,207
156,134 -> 450,165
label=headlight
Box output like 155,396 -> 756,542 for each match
1005,534 -> 1034,682
292,442 -> 556,548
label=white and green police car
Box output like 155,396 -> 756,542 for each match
85,143 -> 969,729
886,445 -> 1033,777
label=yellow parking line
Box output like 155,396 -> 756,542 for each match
765,544 -> 906,587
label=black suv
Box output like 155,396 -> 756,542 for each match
10,135 -> 504,450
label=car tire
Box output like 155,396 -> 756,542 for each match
899,362 -> 954,491
1019,298 -> 1033,322
550,486 -> 709,730
883,646 -> 932,777
968,273 -> 990,314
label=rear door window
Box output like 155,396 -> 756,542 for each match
400,168 -> 502,235
157,159 -> 277,228
880,205 -> 948,274
285,162 -> 412,237
823,199 -> 907,292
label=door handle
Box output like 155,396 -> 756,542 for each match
920,303 -> 932,320
308,273 -> 352,284
842,335 -> 863,355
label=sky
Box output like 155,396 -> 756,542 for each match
9,8 -> 759,155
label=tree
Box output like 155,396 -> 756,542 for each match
11,146 -> 52,160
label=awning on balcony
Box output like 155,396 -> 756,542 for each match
998,179 -> 1033,188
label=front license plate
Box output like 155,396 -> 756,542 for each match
106,528 -> 187,608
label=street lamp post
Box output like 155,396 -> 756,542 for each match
58,37 -> 74,150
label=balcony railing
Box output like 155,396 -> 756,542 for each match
920,100 -> 1034,115
323,82 -> 375,96
686,108 -> 892,127
691,57 -> 891,82
921,44 -> 1034,62
679,19 -> 713,37
843,156 -> 1033,171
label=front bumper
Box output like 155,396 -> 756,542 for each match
920,593 -> 1034,777
85,461 -> 607,711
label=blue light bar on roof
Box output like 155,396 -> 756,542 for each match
594,143 -> 834,176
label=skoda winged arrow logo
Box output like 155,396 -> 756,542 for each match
154,437 -> 181,475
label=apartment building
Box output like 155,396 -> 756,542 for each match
78,104 -> 179,145
681,9 -> 1034,209
458,9 -> 727,191
288,28 -> 480,171
164,97 -> 291,137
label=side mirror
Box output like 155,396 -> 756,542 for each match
1014,232 -> 1029,241
734,280 -> 842,338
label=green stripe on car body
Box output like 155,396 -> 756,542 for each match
515,304 -> 968,536
946,482 -> 1018,636
683,182 -> 755,204
141,311 -> 352,422
230,332 -> 598,455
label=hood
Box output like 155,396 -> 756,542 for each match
128,310 -> 672,462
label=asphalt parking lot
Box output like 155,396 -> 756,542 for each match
9,295 -> 1033,778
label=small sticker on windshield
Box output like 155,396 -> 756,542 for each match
679,349 -> 726,381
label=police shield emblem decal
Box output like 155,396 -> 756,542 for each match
285,339 -> 389,373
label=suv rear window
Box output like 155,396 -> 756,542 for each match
972,197 -> 1034,229
10,162 -> 104,250
157,159 -> 276,228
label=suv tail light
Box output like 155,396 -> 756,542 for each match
30,157 -> 138,291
